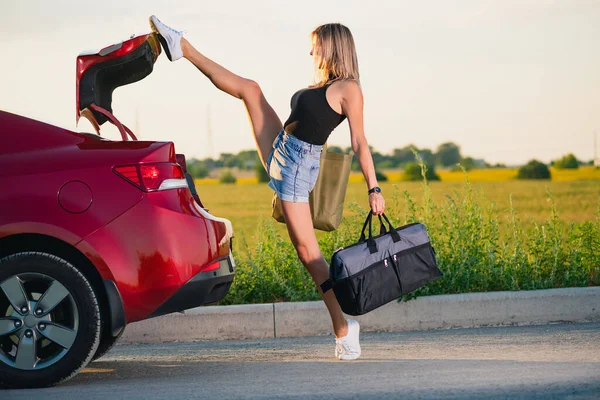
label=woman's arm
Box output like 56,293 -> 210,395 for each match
340,81 -> 385,215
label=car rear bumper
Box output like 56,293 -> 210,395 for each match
148,253 -> 235,318
76,189 -> 235,323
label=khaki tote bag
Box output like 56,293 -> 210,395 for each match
271,145 -> 353,231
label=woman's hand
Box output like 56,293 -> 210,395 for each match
369,192 -> 385,215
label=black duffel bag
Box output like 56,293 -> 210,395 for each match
320,211 -> 443,316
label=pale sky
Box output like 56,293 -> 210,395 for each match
1,0 -> 599,165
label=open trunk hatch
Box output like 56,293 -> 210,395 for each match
76,33 -> 161,131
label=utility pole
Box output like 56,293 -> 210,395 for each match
595,131 -> 598,167
207,104 -> 214,160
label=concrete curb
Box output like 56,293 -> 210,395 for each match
122,303 -> 274,343
121,287 -> 600,344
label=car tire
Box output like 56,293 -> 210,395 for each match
92,326 -> 124,361
0,252 -> 101,388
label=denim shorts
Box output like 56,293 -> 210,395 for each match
266,130 -> 323,203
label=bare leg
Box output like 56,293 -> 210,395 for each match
280,200 -> 349,338
181,39 -> 282,169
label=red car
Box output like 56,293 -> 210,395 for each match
0,33 -> 235,388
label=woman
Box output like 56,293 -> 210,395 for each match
149,15 -> 385,360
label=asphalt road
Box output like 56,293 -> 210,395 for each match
3,323 -> 599,399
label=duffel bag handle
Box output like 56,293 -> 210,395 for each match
377,213 -> 401,243
359,212 -> 401,254
359,211 -> 377,242
358,211 -> 370,243
359,211 -> 384,241
358,211 -> 377,253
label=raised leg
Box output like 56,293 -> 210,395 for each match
181,39 -> 282,169
280,200 -> 349,338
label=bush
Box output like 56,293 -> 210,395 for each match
554,153 -> 579,169
375,170 -> 388,182
187,162 -> 209,179
451,157 -> 476,171
255,161 -> 270,183
435,142 -> 461,167
517,160 -> 551,180
219,170 -> 237,184
403,163 -> 440,181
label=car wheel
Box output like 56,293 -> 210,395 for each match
92,327 -> 124,361
0,252 -> 101,388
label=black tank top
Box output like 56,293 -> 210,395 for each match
283,83 -> 346,145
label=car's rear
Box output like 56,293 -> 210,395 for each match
0,32 -> 235,389
72,134 -> 236,323
0,109 -> 236,389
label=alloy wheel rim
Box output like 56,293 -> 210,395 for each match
0,273 -> 79,370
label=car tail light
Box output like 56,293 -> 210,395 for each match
114,163 -> 187,192
203,260 -> 221,272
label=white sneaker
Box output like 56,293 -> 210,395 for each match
335,320 -> 361,360
149,15 -> 184,61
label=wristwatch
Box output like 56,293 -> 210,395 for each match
368,186 -> 381,195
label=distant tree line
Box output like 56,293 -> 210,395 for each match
187,149 -> 260,179
185,143 -> 595,182
187,142 -> 493,179
326,142 -> 503,172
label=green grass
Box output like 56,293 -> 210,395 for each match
193,172 -> 600,305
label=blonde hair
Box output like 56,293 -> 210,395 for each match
311,23 -> 360,87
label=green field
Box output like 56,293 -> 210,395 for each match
196,180 -> 600,249
193,175 -> 599,305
